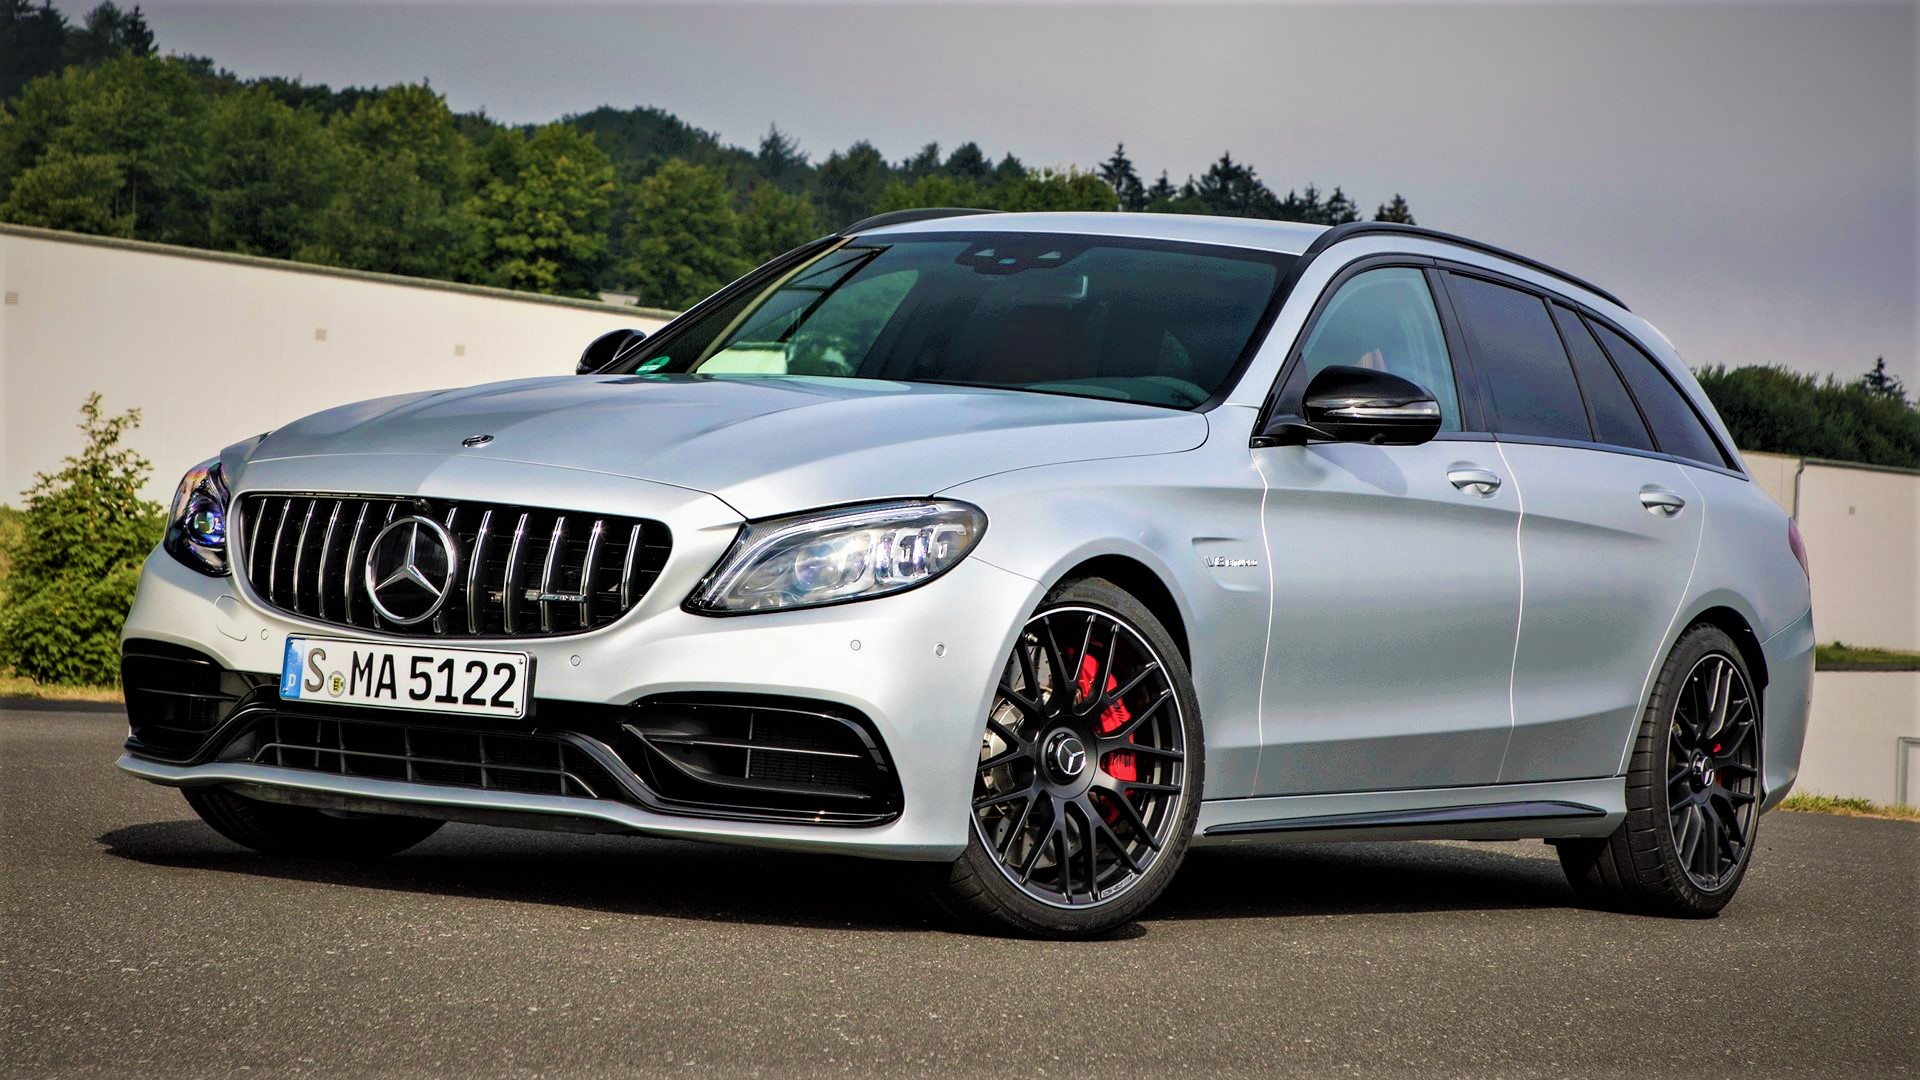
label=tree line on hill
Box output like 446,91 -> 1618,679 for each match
0,1 -> 1416,309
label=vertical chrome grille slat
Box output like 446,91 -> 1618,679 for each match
538,516 -> 567,633
432,506 -> 459,635
620,523 -> 642,610
267,498 -> 293,604
466,510 -> 492,636
579,519 -> 605,626
315,500 -> 343,620
289,499 -> 317,614
340,502 -> 370,626
501,513 -> 530,636
238,494 -> 664,638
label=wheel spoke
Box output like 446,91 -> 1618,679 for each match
1001,790 -> 1039,858
1041,620 -> 1071,703
1105,688 -> 1172,742
1075,801 -> 1103,902
1053,818 -> 1073,898
1094,622 -> 1120,706
996,684 -> 1046,721
1072,615 -> 1096,707
1018,812 -> 1057,884
1127,744 -> 1185,761
1087,799 -> 1145,875
1105,661 -> 1161,709
1015,635 -> 1042,699
1099,788 -> 1160,850
974,787 -> 1032,810
985,716 -> 1026,749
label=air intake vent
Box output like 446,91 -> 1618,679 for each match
617,695 -> 903,824
236,493 -> 670,638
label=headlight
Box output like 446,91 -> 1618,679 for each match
164,457 -> 230,576
686,500 -> 986,614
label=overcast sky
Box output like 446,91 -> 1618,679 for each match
132,0 -> 1917,384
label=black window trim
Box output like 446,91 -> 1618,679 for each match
1547,300 -> 1659,453
1428,258 -> 1747,481
1430,265 -> 1595,443
1252,253 -> 1492,442
1578,308 -> 1745,477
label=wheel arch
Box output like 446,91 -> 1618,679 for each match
1051,553 -> 1192,669
1681,601 -> 1770,693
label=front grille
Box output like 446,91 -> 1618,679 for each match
236,493 -> 670,638
617,695 -> 903,823
243,711 -> 614,799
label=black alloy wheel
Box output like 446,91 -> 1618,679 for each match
927,577 -> 1202,937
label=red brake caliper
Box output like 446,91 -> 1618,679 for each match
1076,654 -> 1135,823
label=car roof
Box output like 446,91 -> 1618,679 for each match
852,210 -> 1330,255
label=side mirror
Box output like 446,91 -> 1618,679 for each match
577,328 -> 648,375
1256,365 -> 1442,447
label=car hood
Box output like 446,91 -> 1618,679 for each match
243,375 -> 1209,519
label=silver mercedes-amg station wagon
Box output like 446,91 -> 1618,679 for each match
119,211 -> 1814,937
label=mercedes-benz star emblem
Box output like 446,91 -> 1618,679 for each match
461,434 -> 494,448
364,515 -> 460,625
1046,731 -> 1088,780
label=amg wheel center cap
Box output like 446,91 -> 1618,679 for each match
1691,751 -> 1715,787
1044,731 -> 1088,782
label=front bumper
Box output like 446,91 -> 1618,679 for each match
119,535 -> 1043,860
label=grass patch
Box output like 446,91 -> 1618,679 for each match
1779,793 -> 1919,821
0,672 -> 122,703
1814,642 -> 1920,671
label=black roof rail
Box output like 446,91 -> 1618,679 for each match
1300,221 -> 1629,311
841,207 -> 1000,234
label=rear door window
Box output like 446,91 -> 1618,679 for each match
1589,321 -> 1730,467
1550,304 -> 1656,452
1445,274 -> 1592,441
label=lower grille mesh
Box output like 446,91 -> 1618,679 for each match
248,712 -> 609,799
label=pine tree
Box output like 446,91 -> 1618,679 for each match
1373,193 -> 1415,224
755,124 -> 808,190
1098,143 -> 1146,211
900,141 -> 941,180
1144,170 -> 1177,209
944,142 -> 989,183
1859,357 -> 1908,404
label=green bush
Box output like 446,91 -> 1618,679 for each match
0,395 -> 163,685
1696,363 -> 1920,469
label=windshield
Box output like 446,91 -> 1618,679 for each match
609,232 -> 1294,409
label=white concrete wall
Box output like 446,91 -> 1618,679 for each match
1797,671 -> 1920,806
1,225 -> 672,506
1739,450 -> 1920,652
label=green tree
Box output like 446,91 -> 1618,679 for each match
995,168 -> 1116,212
0,147 -> 130,232
1859,357 -> 1908,404
1098,143 -> 1146,211
899,141 -> 942,180
813,140 -> 890,227
755,123 -> 808,191
2,0 -> 71,100
1182,153 -> 1279,217
466,121 -> 614,295
60,1 -> 152,67
871,172 -> 987,214
1696,364 -> 1920,469
0,394 -> 163,685
738,180 -> 817,265
201,86 -> 344,258
1144,170 -> 1177,210
0,54 -> 211,242
624,157 -> 747,309
1374,193 -> 1415,224
300,82 -> 472,278
944,141 -> 989,183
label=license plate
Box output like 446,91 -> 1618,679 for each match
279,636 -> 531,719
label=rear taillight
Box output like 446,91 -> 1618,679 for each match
1787,517 -> 1810,578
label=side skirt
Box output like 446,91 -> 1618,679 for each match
1193,776 -> 1625,845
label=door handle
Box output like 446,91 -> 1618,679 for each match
1640,489 -> 1687,515
1448,468 -> 1503,495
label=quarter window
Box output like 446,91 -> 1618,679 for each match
1589,322 -> 1729,468
1550,304 -> 1655,452
1445,274 -> 1592,441
1295,267 -> 1462,431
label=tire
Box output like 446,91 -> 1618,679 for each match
1556,623 -> 1762,917
925,576 -> 1203,938
183,786 -> 445,859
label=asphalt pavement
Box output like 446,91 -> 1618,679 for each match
2,704 -> 1915,1077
